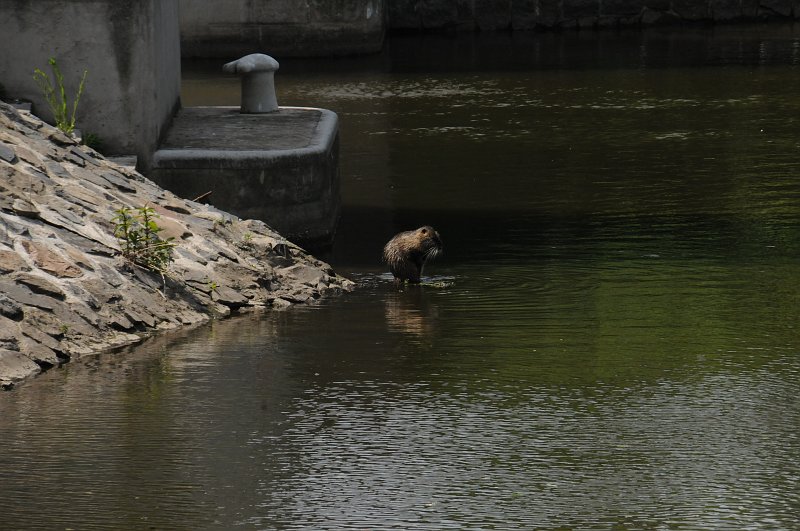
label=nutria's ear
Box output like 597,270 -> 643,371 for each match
420,227 -> 428,235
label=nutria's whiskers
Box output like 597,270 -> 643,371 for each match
382,225 -> 443,283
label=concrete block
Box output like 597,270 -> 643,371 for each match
150,107 -> 341,246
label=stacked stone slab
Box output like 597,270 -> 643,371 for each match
0,102 -> 353,389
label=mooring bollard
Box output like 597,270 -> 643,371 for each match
223,53 -> 280,113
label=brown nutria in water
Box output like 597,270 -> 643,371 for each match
382,226 -> 443,283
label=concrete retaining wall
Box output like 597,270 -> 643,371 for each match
0,0 -> 181,168
388,0 -> 800,31
180,0 -> 386,58
179,0 -> 797,59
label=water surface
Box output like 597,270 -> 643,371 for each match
3,26 -> 800,529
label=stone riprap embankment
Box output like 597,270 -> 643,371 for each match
0,101 -> 354,389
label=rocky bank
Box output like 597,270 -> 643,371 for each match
0,101 -> 354,389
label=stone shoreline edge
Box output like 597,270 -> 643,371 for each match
0,101 -> 354,390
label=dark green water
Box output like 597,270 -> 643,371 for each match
3,27 -> 800,529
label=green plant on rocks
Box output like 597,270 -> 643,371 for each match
238,231 -> 254,251
33,57 -> 88,135
112,205 -> 175,274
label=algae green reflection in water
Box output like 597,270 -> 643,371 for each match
3,27 -> 800,529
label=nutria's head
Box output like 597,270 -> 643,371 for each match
414,225 -> 443,262
383,225 -> 443,283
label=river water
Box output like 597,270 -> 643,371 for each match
3,26 -> 800,529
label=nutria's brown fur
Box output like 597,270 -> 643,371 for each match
383,226 -> 443,283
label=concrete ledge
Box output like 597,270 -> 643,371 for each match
153,107 -> 338,167
150,106 -> 341,247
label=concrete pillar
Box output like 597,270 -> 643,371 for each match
0,0 -> 181,170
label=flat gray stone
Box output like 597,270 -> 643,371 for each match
271,297 -> 292,309
0,281 -> 57,312
19,242 -> 82,279
19,336 -> 61,367
0,249 -> 28,274
162,200 -> 192,215
38,205 -> 86,229
108,311 -> 135,331
54,187 -> 101,212
213,285 -> 249,308
0,318 -> 20,350
0,349 -> 40,388
12,198 -> 40,218
0,294 -> 23,320
0,142 -> 17,163
15,273 -> 67,300
99,171 -> 137,193
46,130 -> 76,146
97,264 -> 125,288
20,324 -> 61,353
124,307 -> 156,328
68,146 -> 100,166
175,247 -> 208,266
69,300 -> 101,326
277,263 -> 325,286
45,160 -> 72,179
64,151 -> 86,167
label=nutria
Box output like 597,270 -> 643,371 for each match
382,226 -> 443,283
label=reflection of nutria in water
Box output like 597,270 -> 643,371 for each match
382,226 -> 443,283
385,287 -> 440,337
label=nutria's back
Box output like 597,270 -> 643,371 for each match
383,226 -> 443,283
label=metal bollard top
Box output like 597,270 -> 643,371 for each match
222,53 -> 279,75
223,54 -> 280,114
